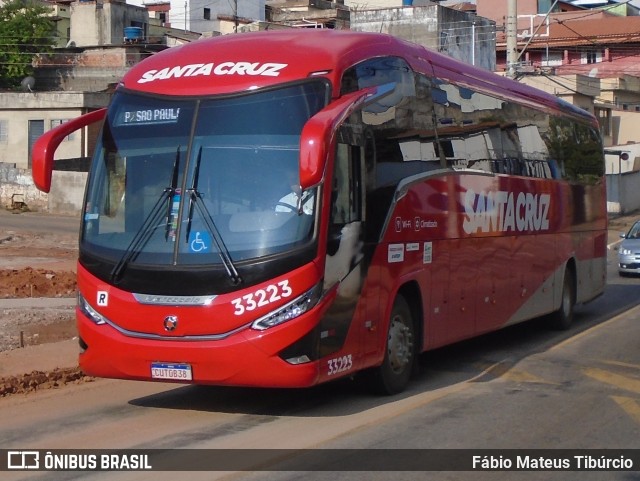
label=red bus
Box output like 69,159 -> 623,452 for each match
32,30 -> 606,394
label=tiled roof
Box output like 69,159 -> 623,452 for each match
497,13 -> 640,49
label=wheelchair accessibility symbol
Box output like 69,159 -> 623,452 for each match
189,231 -> 211,253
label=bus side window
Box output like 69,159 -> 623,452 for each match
329,143 -> 363,255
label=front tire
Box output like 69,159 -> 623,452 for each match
367,294 -> 415,395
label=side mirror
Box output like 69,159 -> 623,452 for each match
299,87 -> 379,190
32,108 -> 106,192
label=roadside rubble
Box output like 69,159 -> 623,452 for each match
0,224 -> 93,397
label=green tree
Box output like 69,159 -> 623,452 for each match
0,0 -> 55,90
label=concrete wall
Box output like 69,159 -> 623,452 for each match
190,0 -> 264,33
0,163 -> 86,215
34,48 -> 145,91
350,6 -> 440,50
48,170 -> 88,215
346,0 -> 404,9
71,0 -> 148,47
611,110 -> 640,146
607,170 -> 640,214
350,6 -> 496,70
517,74 -> 599,116
0,163 -> 48,212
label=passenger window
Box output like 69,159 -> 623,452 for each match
331,143 -> 362,226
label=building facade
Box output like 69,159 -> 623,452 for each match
351,3 -> 496,70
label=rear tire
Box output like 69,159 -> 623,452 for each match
367,295 -> 415,395
548,267 -> 575,330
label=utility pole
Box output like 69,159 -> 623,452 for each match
506,0 -> 518,78
517,0 -> 560,64
234,0 -> 239,33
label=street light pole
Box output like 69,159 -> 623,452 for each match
506,0 -> 517,78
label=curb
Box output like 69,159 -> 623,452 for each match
0,297 -> 75,309
0,339 -> 79,380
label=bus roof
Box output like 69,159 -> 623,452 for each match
121,30 -> 594,124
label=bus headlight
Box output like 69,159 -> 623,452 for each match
252,282 -> 323,331
78,293 -> 108,325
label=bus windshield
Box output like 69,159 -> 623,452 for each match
81,81 -> 328,271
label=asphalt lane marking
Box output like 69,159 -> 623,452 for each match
583,367 -> 640,394
599,359 -> 640,371
611,396 -> 640,425
471,360 -> 559,385
500,367 -> 559,385
584,365 -> 640,426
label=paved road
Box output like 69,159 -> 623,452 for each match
1,287 -> 639,480
0,209 -> 80,236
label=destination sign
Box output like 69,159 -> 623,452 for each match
118,108 -> 181,125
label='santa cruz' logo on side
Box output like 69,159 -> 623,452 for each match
463,189 -> 551,235
137,62 -> 288,83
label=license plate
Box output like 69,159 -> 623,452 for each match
151,362 -> 193,381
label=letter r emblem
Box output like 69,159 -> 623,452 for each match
97,291 -> 109,306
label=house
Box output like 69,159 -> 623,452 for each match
125,0 -> 265,34
475,0 -> 640,213
350,2 -> 496,70
265,0 -> 350,29
475,0 -> 640,147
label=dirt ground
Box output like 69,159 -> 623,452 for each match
0,221 -> 86,396
0,266 -> 76,299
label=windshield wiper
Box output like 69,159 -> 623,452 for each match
110,190 -> 170,284
186,146 -> 242,286
110,147 -> 181,284
165,146 -> 181,240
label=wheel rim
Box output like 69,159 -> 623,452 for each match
387,315 -> 414,374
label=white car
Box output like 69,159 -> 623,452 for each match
618,220 -> 640,276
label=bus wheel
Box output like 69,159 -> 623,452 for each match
368,295 -> 415,395
548,267 -> 575,330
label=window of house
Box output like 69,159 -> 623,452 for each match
0,120 -> 7,143
595,107 -> 611,137
204,8 -> 210,20
582,50 -> 602,64
541,51 -> 562,67
538,0 -> 553,14
51,119 -> 74,141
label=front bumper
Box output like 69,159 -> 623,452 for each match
77,306 -> 323,388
